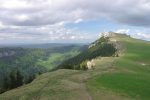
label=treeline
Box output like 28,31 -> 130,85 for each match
2,69 -> 23,91
0,48 -> 47,93
57,36 -> 117,70
0,45 -> 85,93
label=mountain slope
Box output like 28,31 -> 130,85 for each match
88,33 -> 150,100
0,45 -> 85,93
0,33 -> 150,100
57,35 -> 117,70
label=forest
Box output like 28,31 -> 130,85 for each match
57,36 -> 117,70
0,45 -> 86,93
0,36 -> 117,94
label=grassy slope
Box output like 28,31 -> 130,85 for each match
0,57 -> 122,100
36,51 -> 79,69
0,33 -> 149,100
88,34 -> 150,100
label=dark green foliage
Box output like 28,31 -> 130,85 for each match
0,45 -> 85,93
25,74 -> 36,84
80,60 -> 88,70
9,70 -> 17,89
3,77 -> 10,91
1,69 -> 23,93
16,70 -> 23,86
58,36 -> 116,70
60,64 -> 73,69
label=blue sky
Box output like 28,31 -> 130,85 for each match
66,19 -> 122,33
0,0 -> 150,44
66,19 -> 150,41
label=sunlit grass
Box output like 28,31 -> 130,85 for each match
88,34 -> 150,100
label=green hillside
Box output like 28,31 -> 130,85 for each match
57,35 -> 117,70
88,33 -> 150,100
0,45 -> 85,93
0,33 -> 150,100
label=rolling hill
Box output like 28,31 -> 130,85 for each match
0,43 -> 86,49
0,33 -> 150,100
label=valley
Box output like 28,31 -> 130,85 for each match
0,33 -> 149,100
0,44 -> 85,93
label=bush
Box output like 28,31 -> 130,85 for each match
80,60 -> 88,70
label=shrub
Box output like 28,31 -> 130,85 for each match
80,60 -> 88,70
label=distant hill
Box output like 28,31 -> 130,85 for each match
0,33 -> 150,100
0,44 -> 86,93
0,43 -> 87,49
57,33 -> 117,70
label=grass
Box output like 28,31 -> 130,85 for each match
0,69 -> 93,100
0,33 -> 150,100
87,34 -> 150,100
89,72 -> 150,99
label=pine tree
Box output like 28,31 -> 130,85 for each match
16,70 -> 23,86
9,70 -> 17,89
3,76 -> 10,91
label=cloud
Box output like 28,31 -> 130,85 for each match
74,19 -> 83,24
0,24 -> 93,43
132,32 -> 150,41
0,0 -> 150,26
115,28 -> 150,41
115,29 -> 130,34
0,0 -> 150,43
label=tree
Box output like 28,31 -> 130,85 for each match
9,69 -> 23,89
9,70 -> 17,89
16,70 -> 23,86
3,76 -> 10,91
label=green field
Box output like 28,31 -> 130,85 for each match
36,51 -> 79,69
0,33 -> 150,100
88,34 -> 150,100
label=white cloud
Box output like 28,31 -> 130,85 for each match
15,14 -> 29,21
0,0 -> 150,26
115,29 -> 130,34
74,19 -> 83,24
133,32 -> 150,40
0,21 -> 6,28
0,24 -> 92,43
0,0 -> 150,43
1,0 -> 30,9
115,28 -> 150,41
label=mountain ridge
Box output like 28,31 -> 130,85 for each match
0,32 -> 150,100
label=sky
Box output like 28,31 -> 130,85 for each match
0,0 -> 150,44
